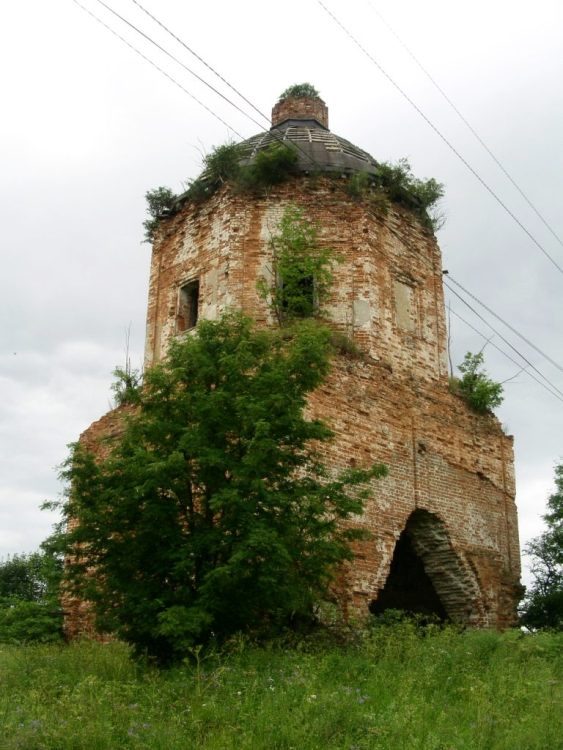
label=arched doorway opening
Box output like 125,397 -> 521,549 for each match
369,509 -> 481,624
370,530 -> 448,620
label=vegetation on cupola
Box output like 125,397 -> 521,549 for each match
278,82 -> 321,100
142,87 -> 445,242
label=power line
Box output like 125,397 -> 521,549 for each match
109,0 -> 563,307
448,306 -> 563,404
71,0 -> 244,138
316,0 -> 563,278
92,0 -> 264,132
364,0 -> 563,252
447,275 -> 563,374
75,0 -> 562,402
83,1 -> 321,173
74,1 -> 398,241
444,280 -> 563,399
121,0 -> 357,178
128,0 -> 270,127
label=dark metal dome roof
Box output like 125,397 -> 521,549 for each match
239,121 -> 380,177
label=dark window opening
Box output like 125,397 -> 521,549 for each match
281,274 -> 315,319
369,531 -> 447,621
177,279 -> 199,332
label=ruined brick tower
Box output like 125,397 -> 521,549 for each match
80,89 -> 521,630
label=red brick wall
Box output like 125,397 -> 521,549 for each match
70,177 -> 521,633
271,95 -> 329,128
145,179 -> 449,385
141,178 -> 520,626
308,358 -> 520,626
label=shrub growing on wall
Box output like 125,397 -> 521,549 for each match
346,159 -> 445,231
144,146 -> 444,243
143,187 -> 177,243
450,352 -> 504,413
258,205 -> 338,325
185,142 -> 299,200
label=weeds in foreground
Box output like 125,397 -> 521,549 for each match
0,626 -> 561,749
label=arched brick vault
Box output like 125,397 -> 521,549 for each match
369,509 -> 485,624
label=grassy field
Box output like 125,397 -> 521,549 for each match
1,625 -> 561,750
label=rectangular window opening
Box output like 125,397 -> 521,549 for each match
177,279 -> 199,332
281,274 -> 315,319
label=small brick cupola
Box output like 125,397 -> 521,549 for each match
238,85 -> 377,176
271,89 -> 329,130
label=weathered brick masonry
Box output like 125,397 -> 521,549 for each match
73,93 -> 521,632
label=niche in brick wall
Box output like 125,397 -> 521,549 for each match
393,279 -> 417,332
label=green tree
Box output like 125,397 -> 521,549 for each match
0,552 -> 48,602
522,462 -> 563,629
451,351 -> 504,413
56,314 -> 386,663
0,550 -> 63,643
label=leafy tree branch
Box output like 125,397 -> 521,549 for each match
55,314 -> 386,663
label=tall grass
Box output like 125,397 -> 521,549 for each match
0,626 -> 561,749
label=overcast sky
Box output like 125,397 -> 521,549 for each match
1,0 -> 561,585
